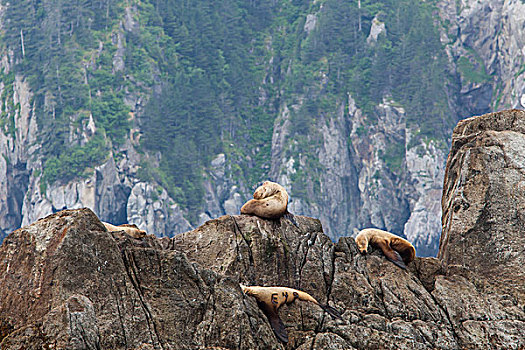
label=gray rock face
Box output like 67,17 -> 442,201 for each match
0,75 -> 36,241
21,157 -> 126,225
303,14 -> 317,35
441,0 -> 525,114
271,93 -> 445,257
352,98 -> 410,234
366,15 -> 386,45
440,109 -> 525,301
127,181 -> 192,237
403,131 -> 446,257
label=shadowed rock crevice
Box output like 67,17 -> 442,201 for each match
117,243 -> 165,349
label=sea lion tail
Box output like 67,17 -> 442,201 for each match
319,303 -> 342,319
283,211 -> 299,228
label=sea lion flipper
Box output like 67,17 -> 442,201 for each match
319,303 -> 342,319
268,312 -> 288,343
377,240 -> 407,269
259,302 -> 288,343
390,238 -> 416,265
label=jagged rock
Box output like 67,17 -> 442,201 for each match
366,15 -> 386,45
2,208 -> 524,348
403,131 -> 446,257
2,110 -> 524,349
196,153 -> 249,227
0,209 -> 280,349
444,0 -> 525,114
127,182 -> 192,237
21,157 -> 130,227
351,97 -> 410,235
95,157 -> 130,224
2,202 -> 525,349
303,14 -> 317,35
440,109 -> 525,302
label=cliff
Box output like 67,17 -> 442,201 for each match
1,110 -> 524,349
1,0 -> 525,257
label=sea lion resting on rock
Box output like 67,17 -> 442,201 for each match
241,181 -> 288,218
355,228 -> 415,269
103,222 -> 146,239
241,181 -> 298,226
241,285 -> 341,343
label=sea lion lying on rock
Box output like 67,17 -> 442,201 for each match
355,228 -> 415,269
102,222 -> 146,239
241,285 -> 341,343
241,181 -> 298,226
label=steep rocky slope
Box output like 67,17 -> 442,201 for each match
440,109 -> 525,302
1,0 -> 525,257
1,110 -> 524,349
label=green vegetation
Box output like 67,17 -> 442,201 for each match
515,63 -> 525,78
457,56 -> 491,84
139,0 -> 310,214
0,71 -> 16,138
281,0 -> 454,172
1,0 -> 132,192
381,142 -> 405,171
0,0 -> 456,223
40,134 -> 109,192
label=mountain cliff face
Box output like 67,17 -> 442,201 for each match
1,110 -> 524,349
0,0 -> 525,257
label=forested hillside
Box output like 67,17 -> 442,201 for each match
1,0 -> 524,255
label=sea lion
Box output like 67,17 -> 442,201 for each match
103,222 -> 146,239
241,181 -> 289,219
241,285 -> 341,343
241,181 -> 298,226
355,228 -> 415,269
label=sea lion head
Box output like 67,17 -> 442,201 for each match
240,199 -> 258,215
355,235 -> 369,254
253,181 -> 280,199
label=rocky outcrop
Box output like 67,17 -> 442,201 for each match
0,209 -> 279,349
19,143 -> 192,239
127,181 -> 192,237
1,207 -> 523,348
440,109 -> 525,301
2,111 -> 525,348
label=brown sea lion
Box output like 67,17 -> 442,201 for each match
241,181 -> 299,227
103,222 -> 146,239
241,285 -> 341,343
241,181 -> 289,219
355,228 -> 415,269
